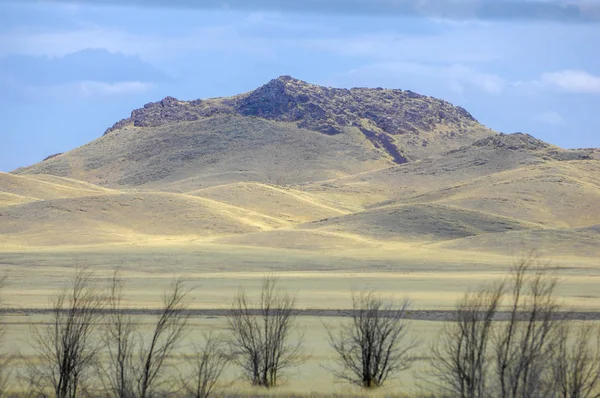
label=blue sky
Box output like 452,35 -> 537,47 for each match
1,0 -> 599,171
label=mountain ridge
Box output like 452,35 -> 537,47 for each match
6,76 -> 600,258
102,75 -> 494,164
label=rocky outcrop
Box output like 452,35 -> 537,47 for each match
102,76 -> 488,164
472,133 -> 551,151
467,132 -> 592,162
43,153 -> 63,161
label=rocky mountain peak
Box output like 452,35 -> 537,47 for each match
102,76 -> 493,164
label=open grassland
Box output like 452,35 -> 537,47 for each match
4,313 -> 600,396
1,244 -> 599,311
6,315 -> 439,396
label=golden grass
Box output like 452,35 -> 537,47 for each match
0,172 -> 115,202
1,243 -> 599,311
5,313 -> 600,396
189,182 -> 352,223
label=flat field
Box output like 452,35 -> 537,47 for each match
1,242 -> 599,396
1,243 -> 599,311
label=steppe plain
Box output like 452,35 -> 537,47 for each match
2,76 -> 600,394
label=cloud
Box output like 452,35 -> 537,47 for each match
344,61 -> 506,95
0,49 -> 161,100
75,81 -> 153,97
513,69 -> 600,94
5,0 -> 598,22
0,77 -> 154,101
0,49 -> 169,84
308,30 -> 504,64
0,24 -> 278,62
535,111 -> 566,125
449,65 -> 506,94
540,70 -> 600,94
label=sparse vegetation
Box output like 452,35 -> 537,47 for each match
102,270 -> 190,398
430,256 -> 600,398
327,291 -> 416,389
179,333 -> 230,398
26,268 -> 105,398
0,258 -> 597,397
226,274 -> 304,388
431,283 -> 503,398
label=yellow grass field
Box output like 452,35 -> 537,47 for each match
1,243 -> 599,311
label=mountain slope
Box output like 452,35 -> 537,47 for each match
189,182 -> 353,223
15,116 -> 391,190
6,78 -> 600,258
297,133 -> 593,208
389,160 -> 600,229
14,76 -> 494,189
0,172 -> 116,204
102,76 -> 494,163
0,192 -> 287,247
297,203 -> 540,242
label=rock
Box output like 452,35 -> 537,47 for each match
43,153 -> 63,161
101,75 -> 490,163
472,133 -> 550,151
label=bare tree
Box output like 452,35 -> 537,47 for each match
28,268 -> 105,398
0,275 -> 12,398
431,283 -> 504,398
180,333 -> 230,398
548,322 -> 600,398
493,257 -> 560,398
136,278 -> 189,398
327,291 -> 416,389
101,269 -> 137,398
102,272 -> 190,398
226,274 -> 303,388
430,256 -> 564,398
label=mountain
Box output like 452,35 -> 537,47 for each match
14,76 -> 493,189
4,77 -> 600,258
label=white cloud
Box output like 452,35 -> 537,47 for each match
540,70 -> 600,94
446,64 -> 507,94
346,62 -> 506,95
308,30 -> 505,64
0,24 -> 274,62
535,111 -> 566,126
0,79 -> 154,101
513,69 -> 600,95
76,81 -> 153,97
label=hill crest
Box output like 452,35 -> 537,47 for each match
103,75 -> 494,164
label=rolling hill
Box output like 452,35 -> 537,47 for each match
13,76 -> 493,189
0,192 -> 287,247
3,77 -> 599,258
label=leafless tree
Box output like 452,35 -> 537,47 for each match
548,322 -> 600,398
327,291 -> 416,389
430,256 -> 564,398
101,269 -> 137,398
27,268 -> 105,398
136,278 -> 189,398
102,272 -> 190,398
180,333 -> 230,398
0,275 -> 12,398
493,257 -> 560,398
226,274 -> 303,388
431,283 -> 504,398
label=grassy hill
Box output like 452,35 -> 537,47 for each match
14,116 -> 390,190
189,182 -> 353,223
14,76 -> 494,190
0,172 -> 115,203
3,78 -> 599,259
0,192 -> 288,247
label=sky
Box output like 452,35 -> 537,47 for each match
0,0 -> 599,172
